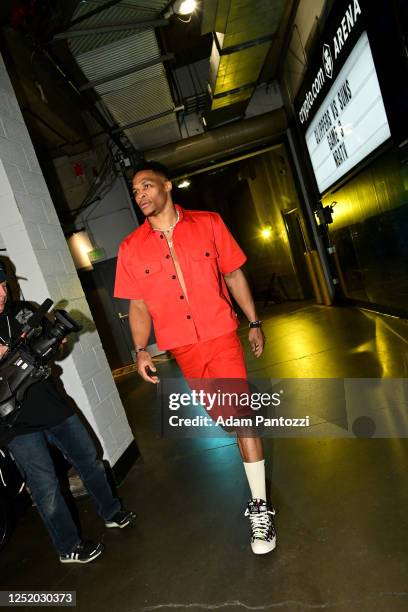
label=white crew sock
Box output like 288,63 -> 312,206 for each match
243,459 -> 266,501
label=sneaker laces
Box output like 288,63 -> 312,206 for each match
245,501 -> 276,542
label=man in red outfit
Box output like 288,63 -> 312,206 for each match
114,161 -> 276,554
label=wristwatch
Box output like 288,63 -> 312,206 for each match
248,320 -> 262,328
134,347 -> 147,355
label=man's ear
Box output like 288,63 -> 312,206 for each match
165,180 -> 172,192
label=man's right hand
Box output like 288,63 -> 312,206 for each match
136,350 -> 159,384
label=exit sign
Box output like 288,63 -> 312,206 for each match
88,247 -> 106,263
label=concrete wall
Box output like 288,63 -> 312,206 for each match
0,55 -> 133,466
51,152 -> 137,263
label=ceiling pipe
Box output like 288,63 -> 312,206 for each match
63,0 -> 125,30
53,20 -> 169,41
144,107 -> 287,170
112,106 -> 184,132
40,48 -> 129,154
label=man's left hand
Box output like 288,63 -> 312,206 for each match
248,327 -> 265,358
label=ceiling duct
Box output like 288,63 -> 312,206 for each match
202,0 -> 287,125
145,107 -> 287,170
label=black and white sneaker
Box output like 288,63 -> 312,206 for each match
244,498 -> 276,555
105,509 -> 136,529
59,540 -> 104,564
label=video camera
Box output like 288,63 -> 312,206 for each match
0,299 -> 82,428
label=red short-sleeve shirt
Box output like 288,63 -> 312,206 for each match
114,206 -> 247,350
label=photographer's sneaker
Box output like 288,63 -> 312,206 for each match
59,540 -> 104,564
105,509 -> 136,529
244,498 -> 276,555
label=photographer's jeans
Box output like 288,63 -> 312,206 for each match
8,414 -> 120,555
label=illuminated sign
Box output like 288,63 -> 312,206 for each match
304,31 -> 391,194
298,0 -> 363,125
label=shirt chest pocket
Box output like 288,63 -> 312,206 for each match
191,245 -> 219,262
133,260 -> 163,282
190,245 -> 220,285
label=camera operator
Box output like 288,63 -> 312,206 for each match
0,263 -> 135,563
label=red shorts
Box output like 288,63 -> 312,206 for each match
171,331 -> 247,379
171,332 -> 252,426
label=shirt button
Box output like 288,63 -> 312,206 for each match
180,295 -> 184,299
160,234 -> 164,239
145,269 -> 149,274
166,254 -> 170,259
171,275 -> 176,279
205,252 -> 210,257
187,315 -> 191,319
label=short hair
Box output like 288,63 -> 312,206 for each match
133,160 -> 170,180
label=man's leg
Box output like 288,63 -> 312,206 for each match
203,332 -> 276,554
8,432 -> 81,555
237,438 -> 266,499
173,332 -> 267,494
203,333 -> 269,503
173,332 -> 276,553
45,414 -> 121,522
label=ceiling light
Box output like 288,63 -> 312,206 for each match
176,0 -> 197,15
164,0 -> 198,19
177,179 -> 191,189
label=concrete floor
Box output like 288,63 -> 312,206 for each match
1,302 -> 408,611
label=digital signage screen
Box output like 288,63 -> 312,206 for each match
304,31 -> 391,194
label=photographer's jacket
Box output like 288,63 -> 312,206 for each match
0,300 -> 73,442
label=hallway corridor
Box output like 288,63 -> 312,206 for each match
1,303 -> 408,612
